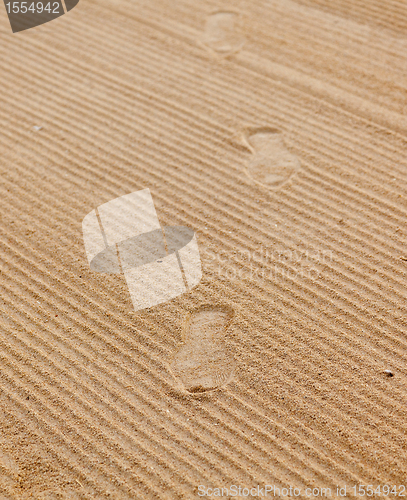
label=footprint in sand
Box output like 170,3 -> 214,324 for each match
201,12 -> 246,56
0,450 -> 20,497
245,127 -> 301,189
170,305 -> 235,394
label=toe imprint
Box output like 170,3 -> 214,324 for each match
170,305 -> 235,394
245,127 -> 301,189
201,12 -> 246,55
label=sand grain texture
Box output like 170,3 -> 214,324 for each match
0,0 -> 407,497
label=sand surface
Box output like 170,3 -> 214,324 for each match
0,0 -> 407,498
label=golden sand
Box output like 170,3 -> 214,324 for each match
0,0 -> 406,497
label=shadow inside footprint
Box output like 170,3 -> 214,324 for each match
201,12 -> 246,55
245,128 -> 301,188
171,305 -> 235,394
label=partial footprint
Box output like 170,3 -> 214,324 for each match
170,305 -> 235,394
245,127 -> 301,188
0,450 -> 20,499
0,450 -> 19,478
201,12 -> 246,55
